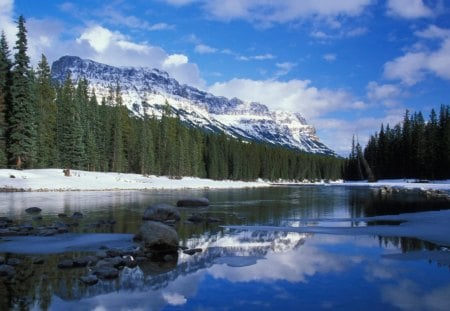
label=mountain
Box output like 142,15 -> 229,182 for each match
51,56 -> 334,155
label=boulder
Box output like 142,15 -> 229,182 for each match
176,198 -> 209,207
142,203 -> 180,223
92,266 -> 119,279
73,255 -> 98,267
0,265 -> 16,279
25,207 -> 42,214
72,212 -> 83,218
57,259 -> 74,269
79,274 -> 98,285
183,248 -> 203,255
138,221 -> 179,251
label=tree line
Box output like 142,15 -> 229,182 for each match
0,16 -> 343,181
344,105 -> 450,180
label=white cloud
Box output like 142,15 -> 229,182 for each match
0,0 -> 16,45
237,53 -> 275,61
194,44 -> 217,54
275,62 -> 297,76
208,78 -> 364,120
386,0 -> 433,19
163,54 -> 189,67
198,0 -> 373,25
415,25 -> 450,40
77,25 -> 116,53
323,53 -> 337,62
383,30 -> 450,85
99,5 -> 176,32
366,81 -> 403,101
73,25 -> 205,87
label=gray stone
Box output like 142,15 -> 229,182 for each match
183,248 -> 203,255
25,207 -> 42,214
72,212 -> 83,218
138,220 -> 179,251
6,258 -> 22,266
79,274 -> 98,285
93,266 -> 119,279
142,203 -> 180,222
57,259 -> 74,269
176,197 -> 209,207
74,255 -> 98,267
32,257 -> 45,264
0,265 -> 16,279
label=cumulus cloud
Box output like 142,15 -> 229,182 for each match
383,26 -> 450,85
366,81 -> 404,104
208,78 -> 363,119
163,0 -> 373,27
74,25 -> 205,87
0,0 -> 16,44
386,0 -> 433,19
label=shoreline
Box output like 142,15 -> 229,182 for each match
0,169 -> 271,192
1,169 -> 450,192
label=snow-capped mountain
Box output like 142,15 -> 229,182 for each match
51,56 -> 334,155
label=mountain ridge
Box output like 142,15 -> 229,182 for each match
51,56 -> 334,155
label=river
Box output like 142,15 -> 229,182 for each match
0,186 -> 449,310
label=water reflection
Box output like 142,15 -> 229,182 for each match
0,186 -> 449,310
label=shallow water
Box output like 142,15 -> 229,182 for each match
0,186 -> 449,310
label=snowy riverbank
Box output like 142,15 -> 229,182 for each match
1,169 -> 450,192
0,169 -> 270,191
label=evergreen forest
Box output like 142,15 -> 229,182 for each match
0,16 -> 343,182
344,105 -> 450,180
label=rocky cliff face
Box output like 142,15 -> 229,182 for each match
51,56 -> 334,155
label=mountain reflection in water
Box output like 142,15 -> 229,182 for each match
0,186 -> 449,310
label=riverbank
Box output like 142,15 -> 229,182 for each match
273,179 -> 450,191
0,169 -> 269,191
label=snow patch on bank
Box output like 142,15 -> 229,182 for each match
0,169 -> 269,191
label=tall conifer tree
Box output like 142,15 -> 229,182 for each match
0,31 -> 12,167
35,54 -> 57,167
8,15 -> 36,168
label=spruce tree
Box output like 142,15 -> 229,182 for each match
35,54 -> 57,167
8,16 -> 36,168
0,31 -> 12,167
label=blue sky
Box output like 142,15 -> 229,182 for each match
1,0 -> 449,155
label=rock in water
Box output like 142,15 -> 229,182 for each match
25,207 -> 42,214
0,265 -> 16,279
138,221 -> 179,251
142,203 -> 180,222
176,198 -> 209,207
79,274 -> 98,285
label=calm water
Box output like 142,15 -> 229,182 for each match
0,186 -> 449,311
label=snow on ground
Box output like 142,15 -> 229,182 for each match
0,169 -> 269,191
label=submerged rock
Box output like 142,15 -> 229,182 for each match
57,259 -> 74,269
142,203 -> 180,222
92,266 -> 119,279
25,207 -> 42,214
183,248 -> 202,255
0,264 -> 16,279
138,221 -> 179,251
176,198 -> 209,207
79,274 -> 98,285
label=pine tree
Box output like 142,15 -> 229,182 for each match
8,16 -> 36,168
111,84 -> 128,172
34,54 -> 57,167
0,31 -> 12,167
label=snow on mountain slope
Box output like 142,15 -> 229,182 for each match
51,56 -> 334,155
